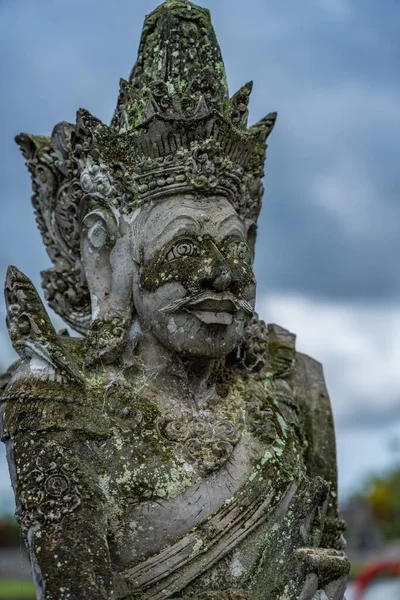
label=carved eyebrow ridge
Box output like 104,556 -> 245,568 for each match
217,213 -> 245,238
157,215 -> 201,239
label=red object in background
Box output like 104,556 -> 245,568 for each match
353,560 -> 400,599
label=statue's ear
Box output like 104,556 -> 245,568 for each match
80,207 -> 134,364
81,208 -> 116,319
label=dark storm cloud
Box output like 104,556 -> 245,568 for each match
340,398 -> 400,430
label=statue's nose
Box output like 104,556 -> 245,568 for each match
200,243 -> 234,292
212,268 -> 232,292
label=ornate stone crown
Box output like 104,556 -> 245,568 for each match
16,0 -> 276,334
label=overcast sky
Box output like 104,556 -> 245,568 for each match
0,0 -> 399,512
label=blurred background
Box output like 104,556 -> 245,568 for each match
0,0 -> 399,597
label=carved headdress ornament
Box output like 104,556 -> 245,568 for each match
16,0 -> 276,334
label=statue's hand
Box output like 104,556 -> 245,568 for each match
293,548 -> 349,600
4,265 -> 85,385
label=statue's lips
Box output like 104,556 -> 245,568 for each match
161,292 -> 254,324
186,296 -> 237,313
192,310 -> 233,325
185,294 -> 237,326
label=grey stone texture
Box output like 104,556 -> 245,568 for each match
0,1 -> 349,598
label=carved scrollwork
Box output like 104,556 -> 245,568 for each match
80,157 -> 114,198
184,139 -> 235,193
238,315 -> 269,379
15,126 -> 93,335
214,420 -> 240,443
158,414 -> 241,472
84,314 -> 131,365
54,181 -> 83,252
42,267 -> 91,335
16,442 -> 88,531
272,378 -> 301,433
162,418 -> 191,442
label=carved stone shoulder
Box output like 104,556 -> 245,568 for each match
289,353 -> 336,485
267,322 -> 296,378
245,320 -> 346,550
289,350 -> 346,550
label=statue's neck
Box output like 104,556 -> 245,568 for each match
127,330 -> 217,410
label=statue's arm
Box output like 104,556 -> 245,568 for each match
1,267 -> 114,599
244,323 -> 349,598
289,351 -> 346,551
1,359 -> 114,600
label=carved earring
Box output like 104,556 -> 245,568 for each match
81,208 -> 133,365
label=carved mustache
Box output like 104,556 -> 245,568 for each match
160,291 -> 255,316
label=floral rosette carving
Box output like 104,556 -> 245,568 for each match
158,414 -> 241,472
185,140 -> 224,190
162,417 -> 191,442
245,396 -> 277,443
183,139 -> 244,198
16,444 -> 88,531
102,383 -> 144,430
80,157 -> 114,198
85,314 -> 131,365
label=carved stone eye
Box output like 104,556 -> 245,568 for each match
165,240 -> 199,262
228,241 -> 251,263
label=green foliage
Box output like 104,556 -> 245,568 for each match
353,466 -> 400,540
0,517 -> 22,547
0,580 -> 34,599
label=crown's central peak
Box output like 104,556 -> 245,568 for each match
151,0 -> 209,15
157,0 -> 200,7
111,0 -> 227,132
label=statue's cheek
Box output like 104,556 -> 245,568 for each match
229,262 -> 256,292
140,258 -> 204,293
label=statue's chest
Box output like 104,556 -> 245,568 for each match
94,379 -> 303,586
99,403 -> 248,507
98,379 -> 289,505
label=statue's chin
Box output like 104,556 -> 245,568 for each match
149,311 -> 245,360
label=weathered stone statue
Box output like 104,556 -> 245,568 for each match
0,1 -> 349,598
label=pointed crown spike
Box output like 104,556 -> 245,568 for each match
112,0 -> 228,131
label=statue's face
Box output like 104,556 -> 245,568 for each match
131,195 -> 256,359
